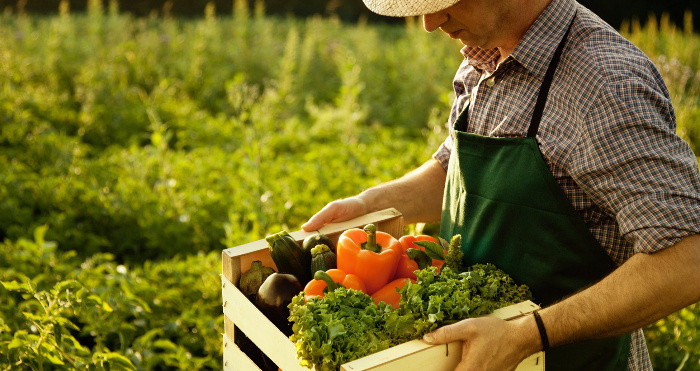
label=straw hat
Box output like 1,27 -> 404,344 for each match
362,0 -> 462,17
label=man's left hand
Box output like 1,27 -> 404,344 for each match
422,315 -> 540,371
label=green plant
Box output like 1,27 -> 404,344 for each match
0,226 -> 135,370
645,304 -> 699,370
0,227 -> 223,370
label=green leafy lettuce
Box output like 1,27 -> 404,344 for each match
288,288 -> 409,371
288,263 -> 532,370
397,264 -> 532,335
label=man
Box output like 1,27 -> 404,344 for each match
302,0 -> 700,369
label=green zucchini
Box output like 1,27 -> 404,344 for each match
303,233 -> 335,254
310,244 -> 337,273
266,231 -> 310,283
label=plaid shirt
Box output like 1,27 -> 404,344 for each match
432,0 -> 700,369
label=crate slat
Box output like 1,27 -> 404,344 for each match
222,275 -> 308,371
341,340 -> 462,371
490,300 -> 541,320
223,334 -> 261,371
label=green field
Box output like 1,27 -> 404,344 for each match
0,2 -> 698,370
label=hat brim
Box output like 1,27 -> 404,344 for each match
362,0 -> 462,17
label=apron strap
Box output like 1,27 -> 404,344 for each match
527,11 -> 577,138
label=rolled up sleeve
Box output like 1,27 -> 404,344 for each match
432,134 -> 453,172
570,76 -> 700,254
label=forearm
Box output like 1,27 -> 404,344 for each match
522,234 -> 700,353
358,159 -> 446,224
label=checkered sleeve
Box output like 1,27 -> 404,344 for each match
570,74 -> 700,254
432,133 -> 453,172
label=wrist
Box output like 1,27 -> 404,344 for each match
356,188 -> 381,212
510,312 -> 544,359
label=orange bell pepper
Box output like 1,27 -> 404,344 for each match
336,224 -> 402,295
303,269 -> 366,300
395,235 -> 444,280
371,278 -> 413,309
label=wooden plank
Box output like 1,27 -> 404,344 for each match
286,207 -> 404,243
223,334 -> 261,371
518,353 -> 545,370
490,300 -> 540,320
222,250 -> 241,289
371,213 -> 404,241
222,208 -> 404,259
224,315 -> 236,343
341,340 -> 461,371
341,339 -> 543,371
222,275 -> 307,371
223,238 -> 269,262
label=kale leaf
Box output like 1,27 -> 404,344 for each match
397,264 -> 532,336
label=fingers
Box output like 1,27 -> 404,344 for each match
301,202 -> 341,232
423,321 -> 472,345
424,317 -> 525,371
301,197 -> 367,232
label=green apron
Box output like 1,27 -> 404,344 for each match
439,14 -> 632,370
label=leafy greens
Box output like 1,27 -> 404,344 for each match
288,263 -> 532,370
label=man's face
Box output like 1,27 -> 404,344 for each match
423,0 -> 509,49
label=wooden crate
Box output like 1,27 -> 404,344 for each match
221,208 -> 544,370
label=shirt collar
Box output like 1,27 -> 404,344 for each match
510,0 -> 577,79
460,46 -> 500,75
459,0 -> 576,78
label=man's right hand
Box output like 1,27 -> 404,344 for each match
301,196 -> 368,232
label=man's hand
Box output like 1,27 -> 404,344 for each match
301,197 -> 368,232
422,315 -> 541,371
301,159 -> 447,232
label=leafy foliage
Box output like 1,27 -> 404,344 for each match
0,227 -> 223,369
645,304 -> 699,370
0,7 -> 451,262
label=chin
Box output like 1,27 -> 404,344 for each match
456,35 -> 481,48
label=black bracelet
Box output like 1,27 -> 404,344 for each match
532,309 -> 550,351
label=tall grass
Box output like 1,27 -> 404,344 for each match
621,11 -> 700,158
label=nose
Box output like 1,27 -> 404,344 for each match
423,12 -> 449,32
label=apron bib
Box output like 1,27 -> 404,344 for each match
439,13 -> 631,370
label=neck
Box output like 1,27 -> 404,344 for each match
496,0 -> 554,62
